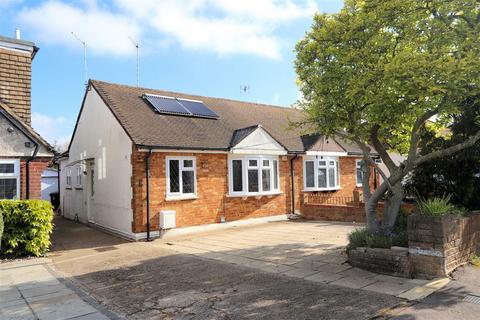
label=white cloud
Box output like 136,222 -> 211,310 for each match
17,1 -> 141,56
17,0 -> 317,59
31,112 -> 73,148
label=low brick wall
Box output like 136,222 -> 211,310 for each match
302,202 -> 415,223
408,212 -> 480,278
348,247 -> 412,278
347,212 -> 480,279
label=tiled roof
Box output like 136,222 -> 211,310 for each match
88,80 -> 374,154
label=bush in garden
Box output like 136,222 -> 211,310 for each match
0,200 -> 54,257
0,210 -> 3,251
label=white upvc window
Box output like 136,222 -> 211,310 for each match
228,155 -> 280,196
166,156 -> 197,200
356,159 -> 363,187
75,165 -> 83,188
303,156 -> 340,191
0,159 -> 20,199
65,167 -> 72,187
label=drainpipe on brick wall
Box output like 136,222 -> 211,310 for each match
290,153 -> 299,214
25,141 -> 39,199
145,149 -> 153,241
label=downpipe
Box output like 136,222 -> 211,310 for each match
145,149 -> 153,241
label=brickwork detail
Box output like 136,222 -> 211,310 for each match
408,213 -> 480,278
0,48 -> 32,124
19,157 -> 50,199
348,247 -> 412,278
131,148 -> 292,232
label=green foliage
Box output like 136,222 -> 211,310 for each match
406,96 -> 480,210
471,254 -> 480,268
295,0 -> 480,152
0,200 -> 54,257
417,195 -> 456,216
348,221 -> 408,250
0,210 -> 3,251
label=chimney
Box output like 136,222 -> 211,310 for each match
0,31 -> 38,125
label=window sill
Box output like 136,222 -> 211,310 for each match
165,194 -> 198,201
65,187 -> 72,190
302,187 -> 341,192
356,184 -> 363,188
226,192 -> 282,199
75,186 -> 83,190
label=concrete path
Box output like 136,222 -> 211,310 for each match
162,220 -> 429,297
0,258 -> 112,320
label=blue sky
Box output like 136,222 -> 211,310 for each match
0,0 -> 343,147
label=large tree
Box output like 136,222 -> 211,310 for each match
295,0 -> 480,234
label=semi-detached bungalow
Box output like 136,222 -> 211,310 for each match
59,80 -> 377,240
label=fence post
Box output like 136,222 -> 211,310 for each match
353,190 -> 360,207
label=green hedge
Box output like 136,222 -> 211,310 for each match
0,200 -> 54,257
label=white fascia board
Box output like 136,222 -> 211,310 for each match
230,148 -> 288,155
138,148 -> 228,154
305,151 -> 348,156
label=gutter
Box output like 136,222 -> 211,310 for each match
145,149 -> 153,241
290,153 -> 299,214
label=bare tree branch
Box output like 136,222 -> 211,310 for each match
369,125 -> 398,172
407,106 -> 440,164
415,130 -> 480,166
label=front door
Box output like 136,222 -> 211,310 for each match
86,160 -> 95,223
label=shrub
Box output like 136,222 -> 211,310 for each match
417,194 -> 456,216
347,227 -> 408,250
0,210 -> 3,251
0,200 -> 54,257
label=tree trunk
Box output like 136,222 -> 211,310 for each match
365,198 -> 380,233
380,182 -> 404,234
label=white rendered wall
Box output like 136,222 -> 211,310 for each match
60,87 -> 133,236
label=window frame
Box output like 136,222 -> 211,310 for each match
228,155 -> 280,197
65,167 -> 72,188
75,165 -> 83,188
355,159 -> 363,187
303,156 -> 341,192
0,159 -> 20,199
166,156 -> 197,200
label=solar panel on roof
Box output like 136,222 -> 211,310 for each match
177,98 -> 219,119
143,94 -> 190,116
143,93 -> 219,119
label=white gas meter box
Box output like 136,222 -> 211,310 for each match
160,210 -> 176,229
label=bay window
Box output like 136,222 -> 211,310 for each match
0,159 -> 20,199
303,156 -> 340,191
166,156 -> 196,199
229,156 -> 280,196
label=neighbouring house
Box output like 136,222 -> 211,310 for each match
59,80 -> 378,240
41,168 -> 58,201
0,33 -> 54,200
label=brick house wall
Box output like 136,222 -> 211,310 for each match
0,47 -> 32,125
130,146 -> 373,232
131,147 -> 292,232
19,158 -> 51,199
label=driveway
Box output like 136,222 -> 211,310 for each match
163,220 -> 428,295
49,217 -> 405,319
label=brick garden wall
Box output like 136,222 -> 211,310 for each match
408,213 -> 480,278
348,213 -> 480,279
0,47 -> 32,125
348,247 -> 412,278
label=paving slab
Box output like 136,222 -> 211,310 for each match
0,259 -> 111,320
304,271 -> 344,284
329,276 -> 378,289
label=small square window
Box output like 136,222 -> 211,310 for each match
183,160 -> 193,168
248,160 -> 258,167
262,160 -> 270,167
318,160 -> 327,166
